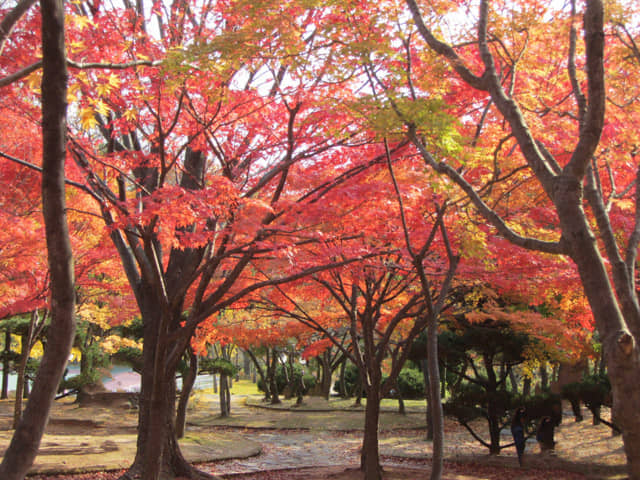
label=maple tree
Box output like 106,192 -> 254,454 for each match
250,150 -> 461,480
384,0 -> 640,477
0,0 -> 397,477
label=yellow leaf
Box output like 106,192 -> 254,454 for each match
71,15 -> 94,31
94,99 -> 110,116
80,107 -> 98,130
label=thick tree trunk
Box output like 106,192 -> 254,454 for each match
555,180 -> 640,479
176,348 -> 198,439
0,2 -> 75,476
123,314 -> 215,480
361,385 -> 382,480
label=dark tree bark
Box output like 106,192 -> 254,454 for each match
361,378 -> 383,480
1,327 -> 9,399
421,358 -> 433,441
426,312 -> 444,479
176,347 -> 198,439
13,310 -> 46,429
0,1 -> 76,476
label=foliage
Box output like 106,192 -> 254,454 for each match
257,363 -> 316,396
394,367 -> 425,399
199,357 -> 238,378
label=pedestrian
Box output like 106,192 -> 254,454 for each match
537,415 -> 556,453
511,406 -> 527,467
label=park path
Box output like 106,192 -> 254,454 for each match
201,429 -> 363,476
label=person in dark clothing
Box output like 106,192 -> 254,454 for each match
537,415 -> 556,453
511,406 -> 527,466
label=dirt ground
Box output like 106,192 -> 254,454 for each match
0,394 -> 629,480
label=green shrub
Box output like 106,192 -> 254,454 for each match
396,367 -> 425,398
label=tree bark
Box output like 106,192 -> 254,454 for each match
421,358 -> 433,441
361,383 -> 383,480
427,316 -> 444,479
176,347 -> 198,439
2,327 -> 10,399
0,1 -> 75,476
13,313 -> 41,429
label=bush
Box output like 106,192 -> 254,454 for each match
519,391 -> 562,426
562,374 -> 611,425
334,362 -> 361,398
396,367 -> 425,398
258,363 -> 316,396
59,371 -> 101,392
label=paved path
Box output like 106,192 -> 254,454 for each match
203,430 -> 363,476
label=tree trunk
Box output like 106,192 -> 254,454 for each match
245,349 -> 269,401
267,350 -> 280,405
0,2 -> 76,476
540,364 -> 549,392
13,325 -> 34,428
2,327 -> 10,399
555,183 -> 640,478
320,351 -> 332,400
123,310 -> 214,480
219,373 -> 230,417
509,369 -> 518,394
421,359 -> 433,441
176,348 -> 198,439
426,316 -> 444,480
243,351 -> 251,379
361,384 -> 382,480
338,357 -> 348,397
396,388 -> 405,415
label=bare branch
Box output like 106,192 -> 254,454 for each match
0,60 -> 42,88
405,0 -> 486,91
564,0 -> 605,179
0,58 -> 161,88
0,149 -> 99,199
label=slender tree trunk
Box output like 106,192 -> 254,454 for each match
394,382 -> 405,415
2,327 -> 10,399
421,358 -> 433,441
339,357 -> 347,397
509,370 -> 519,394
0,3 -> 76,476
13,317 -> 37,429
540,364 -> 549,391
219,373 -> 230,417
427,317 -> 444,480
268,350 -> 280,405
176,348 -> 198,438
245,349 -> 269,401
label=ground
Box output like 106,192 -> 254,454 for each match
0,382 -> 628,479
